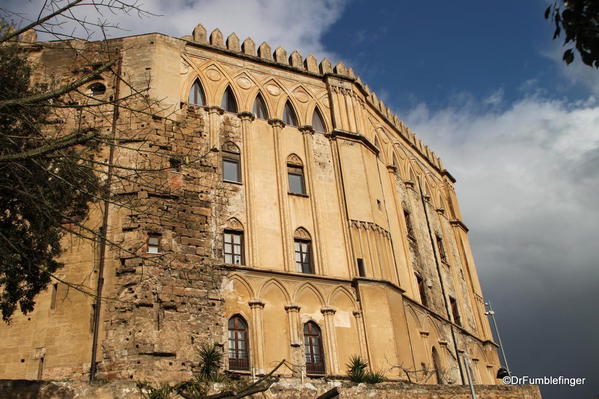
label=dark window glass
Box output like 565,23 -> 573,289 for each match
294,239 -> 312,273
357,258 -> 366,277
283,101 -> 298,126
288,165 -> 305,195
436,235 -> 447,263
147,233 -> 161,254
304,322 -> 325,374
223,158 -> 241,183
404,209 -> 415,239
224,230 -> 244,265
450,296 -> 461,326
312,107 -> 326,132
253,93 -> 268,119
188,80 -> 205,106
415,273 -> 427,307
89,82 -> 106,96
221,86 -> 238,113
228,316 -> 249,370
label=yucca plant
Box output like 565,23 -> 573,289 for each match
197,343 -> 223,381
346,355 -> 385,384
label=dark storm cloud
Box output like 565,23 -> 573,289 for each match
406,96 -> 599,399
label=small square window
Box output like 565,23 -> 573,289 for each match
147,234 -> 161,254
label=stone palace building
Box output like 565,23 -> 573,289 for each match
0,24 -> 502,386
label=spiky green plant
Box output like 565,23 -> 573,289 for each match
346,355 -> 385,384
198,343 -> 223,381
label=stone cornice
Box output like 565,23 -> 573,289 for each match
328,129 -> 379,156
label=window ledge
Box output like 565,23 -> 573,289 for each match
223,179 -> 243,185
288,192 -> 309,198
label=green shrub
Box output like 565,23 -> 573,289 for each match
346,355 -> 385,384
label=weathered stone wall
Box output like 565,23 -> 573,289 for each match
0,379 -> 543,399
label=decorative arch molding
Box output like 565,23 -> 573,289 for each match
257,278 -> 292,304
225,217 -> 244,231
293,282 -> 326,306
327,286 -> 358,309
222,141 -> 240,154
405,304 -> 423,330
287,153 -> 303,166
227,274 -> 256,300
220,85 -> 239,113
293,226 -> 311,240
280,98 -> 300,126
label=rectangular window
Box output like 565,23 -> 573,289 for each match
223,157 -> 241,183
224,230 -> 244,265
436,235 -> 447,263
288,165 -> 306,195
415,273 -> 427,307
357,258 -> 366,277
50,283 -> 58,310
294,240 -> 312,273
404,209 -> 415,239
449,296 -> 461,326
147,233 -> 161,254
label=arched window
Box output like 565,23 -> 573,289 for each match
294,227 -> 312,274
432,347 -> 443,384
228,315 -> 249,370
188,79 -> 205,106
221,86 -> 238,113
311,107 -> 326,133
283,100 -> 298,127
222,142 -> 241,184
304,321 -> 325,374
253,93 -> 268,119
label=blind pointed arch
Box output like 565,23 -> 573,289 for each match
228,315 -> 249,370
221,86 -> 238,113
311,107 -> 326,133
283,100 -> 298,127
252,93 -> 268,119
188,79 -> 205,106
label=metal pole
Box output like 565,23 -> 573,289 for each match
485,301 -> 510,374
464,357 -> 477,399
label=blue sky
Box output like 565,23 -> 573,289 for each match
5,1 -> 598,398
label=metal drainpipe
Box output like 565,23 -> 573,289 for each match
417,178 -> 465,385
89,53 -> 122,382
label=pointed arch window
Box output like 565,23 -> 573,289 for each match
304,322 -> 325,374
228,315 -> 249,370
311,107 -> 326,133
221,86 -> 238,113
188,79 -> 205,106
253,93 -> 268,119
283,100 -> 298,127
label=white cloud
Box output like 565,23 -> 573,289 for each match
4,0 -> 348,59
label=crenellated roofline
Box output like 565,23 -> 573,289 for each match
182,24 -> 447,176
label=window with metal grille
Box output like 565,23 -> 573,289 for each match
304,322 -> 325,374
224,230 -> 244,265
228,316 -> 249,370
294,239 -> 312,273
